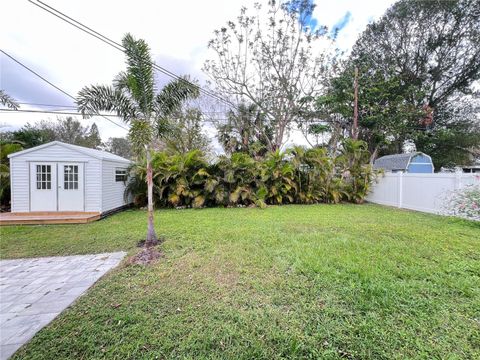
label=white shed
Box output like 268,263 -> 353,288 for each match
8,141 -> 132,214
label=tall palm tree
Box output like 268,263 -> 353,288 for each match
77,33 -> 198,246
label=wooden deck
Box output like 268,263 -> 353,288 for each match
0,211 -> 101,226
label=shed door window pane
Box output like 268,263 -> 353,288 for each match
36,165 -> 51,190
64,165 -> 79,190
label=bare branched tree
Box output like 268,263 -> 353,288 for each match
203,0 -> 336,151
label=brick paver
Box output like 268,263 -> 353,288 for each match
0,252 -> 126,360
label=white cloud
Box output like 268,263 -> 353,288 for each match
313,0 -> 397,52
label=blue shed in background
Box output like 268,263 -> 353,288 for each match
373,152 -> 434,173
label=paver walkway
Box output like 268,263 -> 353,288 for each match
0,252 -> 126,360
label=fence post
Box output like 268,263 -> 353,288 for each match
398,172 -> 403,208
454,173 -> 462,190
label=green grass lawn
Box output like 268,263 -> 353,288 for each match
1,204 -> 479,359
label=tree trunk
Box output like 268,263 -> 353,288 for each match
369,145 -> 380,164
353,66 -> 359,140
145,147 -> 158,247
274,120 -> 286,151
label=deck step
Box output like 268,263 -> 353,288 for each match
0,212 -> 101,226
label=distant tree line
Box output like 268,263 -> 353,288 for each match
1,117 -> 102,149
0,116 -> 136,158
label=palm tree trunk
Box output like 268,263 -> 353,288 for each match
145,146 -> 158,247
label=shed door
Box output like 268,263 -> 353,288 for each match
30,163 -> 57,211
57,163 -> 84,211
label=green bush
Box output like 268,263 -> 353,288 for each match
125,140 -> 376,208
0,143 -> 23,210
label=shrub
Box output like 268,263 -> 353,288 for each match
126,140 -> 377,208
442,183 -> 480,221
0,143 -> 23,210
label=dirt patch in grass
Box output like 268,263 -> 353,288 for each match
127,247 -> 163,265
136,236 -> 166,248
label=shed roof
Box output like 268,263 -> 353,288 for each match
373,152 -> 428,171
8,141 -> 131,164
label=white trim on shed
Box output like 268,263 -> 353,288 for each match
8,141 -> 132,213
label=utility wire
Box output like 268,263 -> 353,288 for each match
0,108 -> 121,117
2,106 -> 429,131
1,50 -> 74,101
7,103 -> 430,130
0,49 -> 129,131
29,0 -> 236,110
0,109 -> 226,124
17,102 -> 77,108
16,102 -> 231,115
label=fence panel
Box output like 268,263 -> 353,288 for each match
367,173 -> 479,215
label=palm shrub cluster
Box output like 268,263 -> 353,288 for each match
125,139 -> 376,208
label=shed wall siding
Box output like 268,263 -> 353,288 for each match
10,144 -> 103,212
407,164 -> 432,173
10,158 -> 30,212
17,144 -> 95,162
102,161 -> 129,212
85,160 -> 102,212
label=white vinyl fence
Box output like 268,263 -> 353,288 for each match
366,173 -> 480,214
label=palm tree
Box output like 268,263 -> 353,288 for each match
77,33 -> 198,246
0,90 -> 19,110
217,103 -> 273,157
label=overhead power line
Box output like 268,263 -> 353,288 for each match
0,109 -> 226,124
0,108 -> 122,117
0,49 -> 129,131
1,50 -> 73,101
17,102 -> 78,108
16,102 -> 232,115
28,0 -> 235,110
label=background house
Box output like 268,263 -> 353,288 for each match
373,152 -> 434,173
8,141 -> 131,214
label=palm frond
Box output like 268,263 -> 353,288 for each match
76,85 -> 138,122
122,33 -> 155,115
155,77 -> 199,120
113,71 -> 132,93
0,90 -> 19,110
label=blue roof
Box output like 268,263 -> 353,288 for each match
373,152 -> 431,171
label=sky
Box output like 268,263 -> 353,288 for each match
0,0 -> 397,151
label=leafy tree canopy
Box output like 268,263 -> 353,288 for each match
161,107 -> 211,156
318,0 -> 480,168
104,137 -> 133,159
